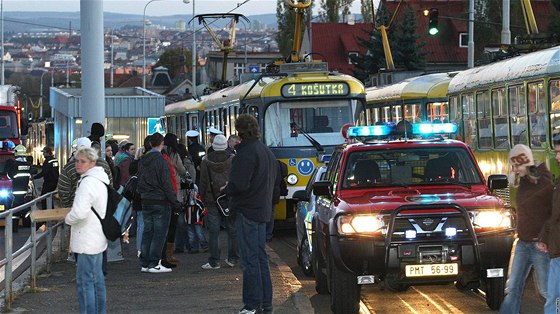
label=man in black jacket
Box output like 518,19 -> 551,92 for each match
223,114 -> 277,314
137,132 -> 180,274
34,146 -> 59,209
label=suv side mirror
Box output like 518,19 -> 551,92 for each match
488,174 -> 508,191
292,189 -> 309,201
313,180 -> 332,197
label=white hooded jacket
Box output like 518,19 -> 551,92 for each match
65,166 -> 109,254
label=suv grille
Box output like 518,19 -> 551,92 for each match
383,214 -> 470,240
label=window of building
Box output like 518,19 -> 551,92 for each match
348,52 -> 358,64
459,33 -> 468,48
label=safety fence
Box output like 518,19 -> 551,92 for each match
0,191 -> 63,309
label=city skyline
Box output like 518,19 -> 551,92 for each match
2,0 -> 364,17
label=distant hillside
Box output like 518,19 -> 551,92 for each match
3,11 -> 277,33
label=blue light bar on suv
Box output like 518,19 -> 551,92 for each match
412,123 -> 458,135
347,125 -> 392,137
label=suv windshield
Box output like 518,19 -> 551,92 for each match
342,147 -> 483,188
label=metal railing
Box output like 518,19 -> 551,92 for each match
0,191 -> 64,309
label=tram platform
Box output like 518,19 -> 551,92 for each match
3,229 -> 313,314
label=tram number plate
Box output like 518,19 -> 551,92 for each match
405,263 -> 458,277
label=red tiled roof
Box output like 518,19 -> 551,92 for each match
310,23 -> 373,75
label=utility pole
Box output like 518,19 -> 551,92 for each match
468,0 -> 474,68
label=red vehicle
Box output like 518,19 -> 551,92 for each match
0,85 -> 24,213
311,124 -> 514,313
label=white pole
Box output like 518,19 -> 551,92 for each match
468,0 -> 474,68
192,0 -> 196,97
110,29 -> 114,88
1,0 -> 4,86
501,0 -> 511,44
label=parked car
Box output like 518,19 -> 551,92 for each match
293,165 -> 327,276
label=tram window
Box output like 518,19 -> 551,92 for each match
528,81 -> 546,148
427,102 -> 448,123
549,79 -> 560,140
404,103 -> 422,123
381,107 -> 391,123
449,96 -> 463,141
492,88 -> 508,149
509,85 -> 528,146
393,105 -> 402,122
461,94 -> 476,146
247,106 -> 259,119
476,91 -> 492,149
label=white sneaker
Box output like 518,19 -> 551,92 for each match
148,261 -> 172,273
201,262 -> 220,270
224,259 -> 235,267
141,267 -> 149,273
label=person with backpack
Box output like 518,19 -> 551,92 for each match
64,146 -> 109,314
137,132 -> 181,273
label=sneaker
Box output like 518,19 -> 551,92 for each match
140,267 -> 149,273
224,259 -> 236,267
237,308 -> 257,314
148,261 -> 172,273
201,262 -> 220,270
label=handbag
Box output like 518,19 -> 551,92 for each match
206,163 -> 230,217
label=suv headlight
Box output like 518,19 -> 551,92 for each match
473,210 -> 511,229
337,214 -> 383,235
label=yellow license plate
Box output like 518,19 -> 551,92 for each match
0,204 -> 4,212
405,263 -> 458,277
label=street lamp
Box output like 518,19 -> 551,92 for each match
142,0 -> 165,89
183,0 -> 195,97
39,69 -> 49,119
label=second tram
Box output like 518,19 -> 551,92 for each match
165,62 -> 366,224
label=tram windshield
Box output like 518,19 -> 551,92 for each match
264,100 -> 354,147
0,110 -> 19,140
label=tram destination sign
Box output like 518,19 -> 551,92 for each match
281,82 -> 350,98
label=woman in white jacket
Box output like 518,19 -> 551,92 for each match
65,147 -> 109,314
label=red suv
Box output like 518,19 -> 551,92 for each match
312,124 -> 514,313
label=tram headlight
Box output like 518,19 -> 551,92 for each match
473,210 -> 511,229
287,173 -> 298,185
0,189 -> 10,198
337,214 -> 383,235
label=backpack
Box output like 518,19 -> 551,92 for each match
89,179 -> 123,241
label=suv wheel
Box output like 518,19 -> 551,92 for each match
385,274 -> 409,292
485,277 -> 505,310
313,223 -> 328,294
329,253 -> 360,314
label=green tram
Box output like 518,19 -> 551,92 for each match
165,62 -> 366,225
447,46 -> 560,186
363,72 -> 454,125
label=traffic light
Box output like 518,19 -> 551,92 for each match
425,8 -> 439,35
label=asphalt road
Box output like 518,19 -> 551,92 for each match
268,229 -> 545,314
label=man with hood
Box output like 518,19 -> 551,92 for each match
199,134 -> 237,269
137,132 -> 181,273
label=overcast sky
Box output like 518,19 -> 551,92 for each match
3,0 -> 364,17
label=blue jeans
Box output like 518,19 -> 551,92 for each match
546,257 -> 560,314
500,239 -> 550,314
265,206 -> 274,242
140,204 -> 171,268
175,212 -> 190,251
236,213 -> 272,311
135,211 -> 144,252
207,205 -> 238,266
187,224 -> 208,251
76,253 -> 106,314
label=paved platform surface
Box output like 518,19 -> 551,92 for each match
3,230 -> 313,314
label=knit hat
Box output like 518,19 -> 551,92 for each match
212,134 -> 227,151
76,137 -> 92,149
509,144 -> 534,167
